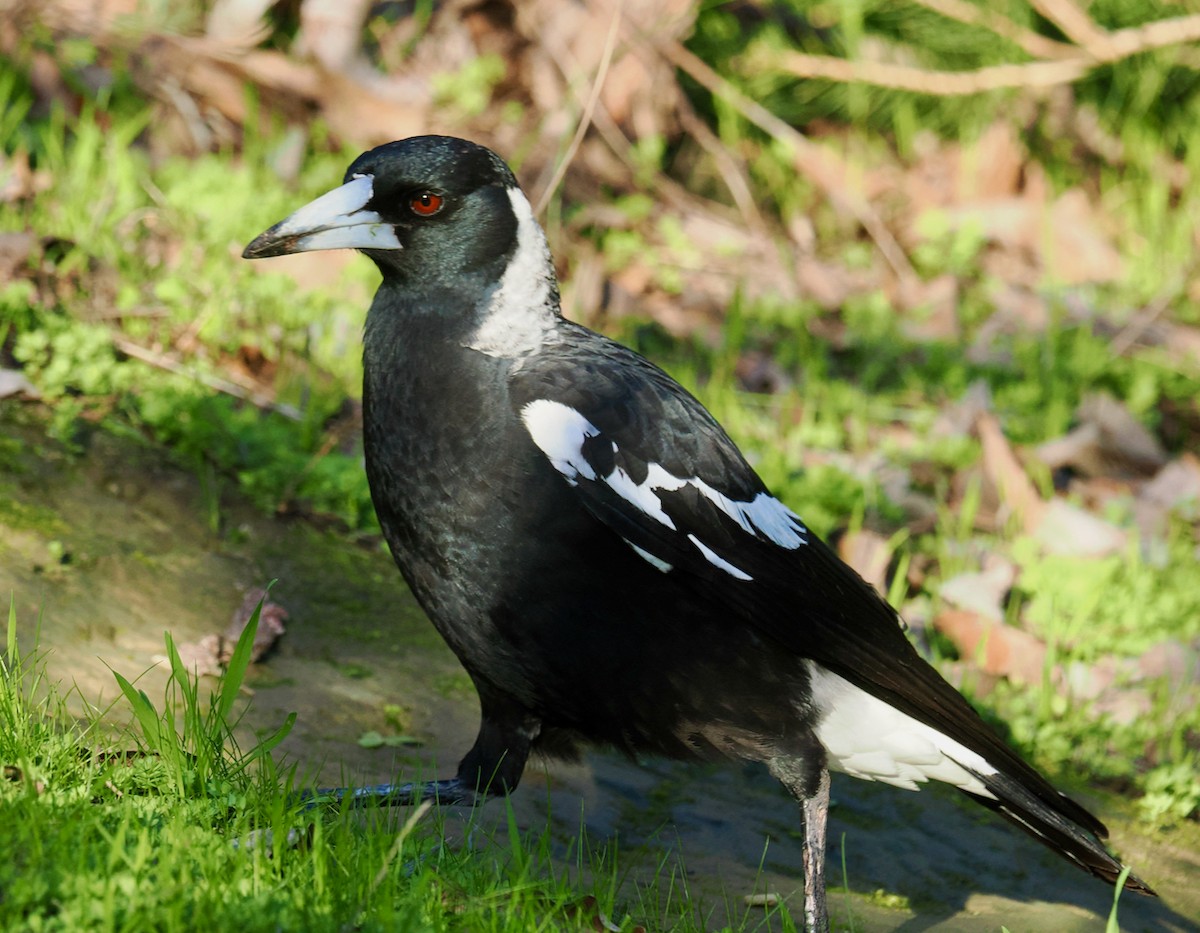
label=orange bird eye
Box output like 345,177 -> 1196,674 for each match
410,192 -> 444,216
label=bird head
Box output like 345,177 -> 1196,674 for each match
242,136 -> 529,289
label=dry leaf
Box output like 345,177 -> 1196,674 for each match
205,0 -> 274,46
1034,393 -> 1167,479
1032,498 -> 1128,558
938,557 -> 1017,624
297,0 -> 373,71
1141,454 -> 1200,511
976,412 -> 1045,532
837,529 -> 892,596
223,586 -> 288,663
933,609 -> 1048,684
0,369 -> 41,400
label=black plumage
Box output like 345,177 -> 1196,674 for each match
243,135 -> 1154,931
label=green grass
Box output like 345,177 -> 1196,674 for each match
3,44 -> 1199,822
2,11 -> 1199,924
1,600 -> 667,932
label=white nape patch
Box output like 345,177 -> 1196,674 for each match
806,663 -> 998,797
687,534 -> 753,581
521,399 -> 600,485
625,540 -> 673,573
469,188 -> 559,358
276,174 -> 402,251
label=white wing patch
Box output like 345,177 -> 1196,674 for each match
806,662 -> 998,797
687,534 -> 753,580
624,540 -> 673,573
520,399 -> 807,581
520,399 -> 600,484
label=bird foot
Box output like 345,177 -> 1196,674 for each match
298,776 -> 482,810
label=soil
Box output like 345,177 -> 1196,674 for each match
2,402 -> 1197,932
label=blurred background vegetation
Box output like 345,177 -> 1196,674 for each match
1,0 -> 1199,853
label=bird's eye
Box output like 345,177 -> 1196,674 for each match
410,192 -> 444,217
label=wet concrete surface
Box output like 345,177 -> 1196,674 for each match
2,402 -> 1198,932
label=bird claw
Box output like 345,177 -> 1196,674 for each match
297,777 -> 482,810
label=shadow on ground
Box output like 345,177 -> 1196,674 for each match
2,402 -> 1197,932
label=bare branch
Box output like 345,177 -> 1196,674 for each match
662,42 -> 917,285
534,0 -> 624,216
1028,0 -> 1117,60
112,334 -> 302,421
912,0 -> 1078,61
774,50 -> 1089,95
768,11 -> 1200,97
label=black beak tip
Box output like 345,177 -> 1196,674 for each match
242,230 -> 287,260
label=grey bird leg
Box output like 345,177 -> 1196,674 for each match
768,757 -> 831,933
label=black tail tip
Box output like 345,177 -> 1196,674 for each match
1116,869 -> 1157,898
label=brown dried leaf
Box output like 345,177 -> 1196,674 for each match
561,895 -> 622,933
1032,498 -> 1128,558
297,0 -> 373,71
167,634 -> 224,677
794,256 -> 859,310
837,529 -> 892,596
933,609 -> 1048,684
0,369 -> 40,400
1134,454 -> 1200,544
975,412 -> 1045,532
938,557 -> 1017,624
904,121 -> 1025,215
205,0 -> 274,46
222,586 -> 288,663
1044,189 -> 1123,286
1036,393 -> 1167,479
0,231 -> 37,281
932,380 -> 992,438
0,151 -> 51,204
1141,454 -> 1200,510
315,69 -> 428,147
1161,322 -> 1200,367
896,273 -> 959,342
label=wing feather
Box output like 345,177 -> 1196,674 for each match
511,328 -> 1106,839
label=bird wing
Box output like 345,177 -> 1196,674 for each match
511,331 -> 919,687
509,329 -> 1109,837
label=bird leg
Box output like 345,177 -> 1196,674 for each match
768,756 -> 831,933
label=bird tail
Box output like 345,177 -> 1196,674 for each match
962,769 -> 1156,896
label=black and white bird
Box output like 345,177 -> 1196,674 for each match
244,135 -> 1153,931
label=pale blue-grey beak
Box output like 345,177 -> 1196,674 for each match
242,174 -> 403,259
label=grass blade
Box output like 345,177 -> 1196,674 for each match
216,593 -> 265,725
1106,864 -> 1132,933
112,670 -> 162,749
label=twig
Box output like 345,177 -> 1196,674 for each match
533,0 -> 624,216
1028,0 -> 1116,60
1102,12 -> 1200,61
1111,294 -> 1172,357
111,333 -> 303,421
677,100 -> 768,235
773,49 -> 1089,95
769,10 -> 1200,96
662,41 -> 916,285
911,0 -> 1078,60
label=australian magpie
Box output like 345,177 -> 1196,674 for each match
243,135 -> 1154,931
